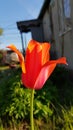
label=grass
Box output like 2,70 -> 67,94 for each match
0,66 -> 9,71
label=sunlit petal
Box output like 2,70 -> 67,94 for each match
27,40 -> 42,53
41,43 -> 50,65
7,44 -> 26,73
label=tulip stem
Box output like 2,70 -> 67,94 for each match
30,89 -> 34,130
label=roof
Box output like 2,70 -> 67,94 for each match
17,19 -> 42,33
38,0 -> 51,19
16,0 -> 51,33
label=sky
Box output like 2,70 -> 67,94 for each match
0,0 -> 44,50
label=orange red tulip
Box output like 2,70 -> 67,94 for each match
7,40 -> 67,90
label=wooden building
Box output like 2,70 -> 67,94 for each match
17,0 -> 73,69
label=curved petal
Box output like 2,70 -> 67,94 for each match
33,64 -> 56,89
48,57 -> 67,65
7,44 -> 26,73
33,57 -> 67,90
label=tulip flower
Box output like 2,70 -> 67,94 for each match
7,40 -> 67,90
7,40 -> 67,130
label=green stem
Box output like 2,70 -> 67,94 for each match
30,89 -> 34,130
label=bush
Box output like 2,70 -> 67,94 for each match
0,68 -> 57,124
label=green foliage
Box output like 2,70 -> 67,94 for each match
0,68 -> 56,124
5,84 -> 30,120
0,68 -> 30,122
34,80 -> 58,120
53,105 -> 73,130
0,119 -> 4,130
0,66 -> 73,129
